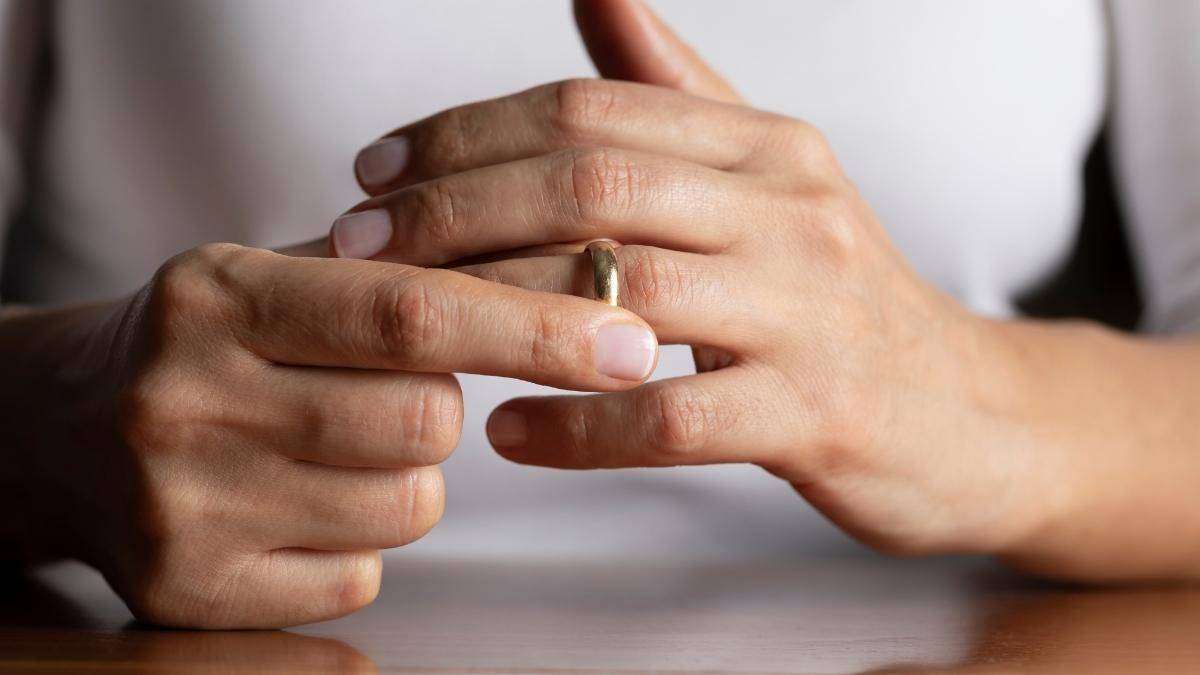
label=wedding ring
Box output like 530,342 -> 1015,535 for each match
586,240 -> 620,307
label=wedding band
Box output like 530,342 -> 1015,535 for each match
586,240 -> 620,307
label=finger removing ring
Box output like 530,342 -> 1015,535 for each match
586,240 -> 619,307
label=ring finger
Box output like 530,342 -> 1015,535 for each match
455,244 -> 760,352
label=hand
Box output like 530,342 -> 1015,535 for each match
6,242 -> 657,629
330,0 -> 1039,558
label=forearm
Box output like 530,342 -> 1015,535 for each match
0,300 -> 127,561
974,317 -> 1200,581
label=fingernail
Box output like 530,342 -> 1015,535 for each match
487,409 -> 528,448
594,323 -> 657,381
355,136 -> 411,188
331,209 -> 392,259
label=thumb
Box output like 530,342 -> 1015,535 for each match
573,0 -> 742,104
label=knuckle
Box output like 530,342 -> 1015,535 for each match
525,305 -> 573,374
409,180 -> 465,251
642,384 -> 715,460
778,117 -> 830,156
115,372 -> 196,460
619,246 -> 699,312
141,243 -> 264,354
181,241 -> 245,271
396,467 -> 446,542
418,106 -> 474,175
566,147 -> 643,224
550,78 -> 618,142
399,377 -> 463,464
790,191 -> 862,265
370,272 -> 451,368
333,553 -> 383,615
754,115 -> 838,173
560,401 -> 597,466
784,117 -> 820,144
148,244 -> 238,318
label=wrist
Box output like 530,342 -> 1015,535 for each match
966,319 -> 1200,581
0,299 -> 130,562
955,317 -> 1119,570
920,306 -> 1069,557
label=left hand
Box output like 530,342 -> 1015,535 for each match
327,0 -> 1043,557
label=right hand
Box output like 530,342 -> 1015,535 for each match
37,242 -> 657,628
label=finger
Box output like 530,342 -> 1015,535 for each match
266,463 -> 445,552
204,549 -> 381,629
333,148 -> 757,264
574,0 -> 743,103
485,367 -> 794,469
455,245 -> 760,351
355,78 -> 779,195
251,367 -> 462,468
216,247 -> 660,391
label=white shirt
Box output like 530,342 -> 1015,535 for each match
1,0 -> 1196,561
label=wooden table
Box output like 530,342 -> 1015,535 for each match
3,553 -> 1198,673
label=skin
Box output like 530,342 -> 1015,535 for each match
0,246 -> 657,628
337,0 -> 1200,583
1,0 -> 1198,630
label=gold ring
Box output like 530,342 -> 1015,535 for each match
586,240 -> 619,307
